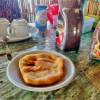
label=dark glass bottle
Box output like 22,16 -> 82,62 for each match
57,0 -> 83,52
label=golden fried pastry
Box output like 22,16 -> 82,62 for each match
93,43 -> 100,58
19,52 -> 65,86
95,43 -> 100,51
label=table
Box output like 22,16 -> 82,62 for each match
0,32 -> 100,100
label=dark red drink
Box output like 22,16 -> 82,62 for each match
57,0 -> 83,52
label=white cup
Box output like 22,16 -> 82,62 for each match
8,19 -> 30,38
0,18 -> 10,37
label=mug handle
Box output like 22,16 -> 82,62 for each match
7,25 -> 15,36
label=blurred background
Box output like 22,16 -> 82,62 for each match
0,0 -> 100,32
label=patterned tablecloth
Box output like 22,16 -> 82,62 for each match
0,33 -> 100,100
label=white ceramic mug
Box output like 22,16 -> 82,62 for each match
8,19 -> 30,38
0,18 -> 10,37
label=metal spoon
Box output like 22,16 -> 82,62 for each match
2,36 -> 12,60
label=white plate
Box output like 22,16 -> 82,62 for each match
7,50 -> 75,92
8,24 -> 39,42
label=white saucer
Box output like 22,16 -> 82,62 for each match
8,33 -> 32,42
8,23 -> 39,42
7,50 -> 75,92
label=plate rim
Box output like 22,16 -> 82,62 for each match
8,33 -> 32,43
7,50 -> 75,92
